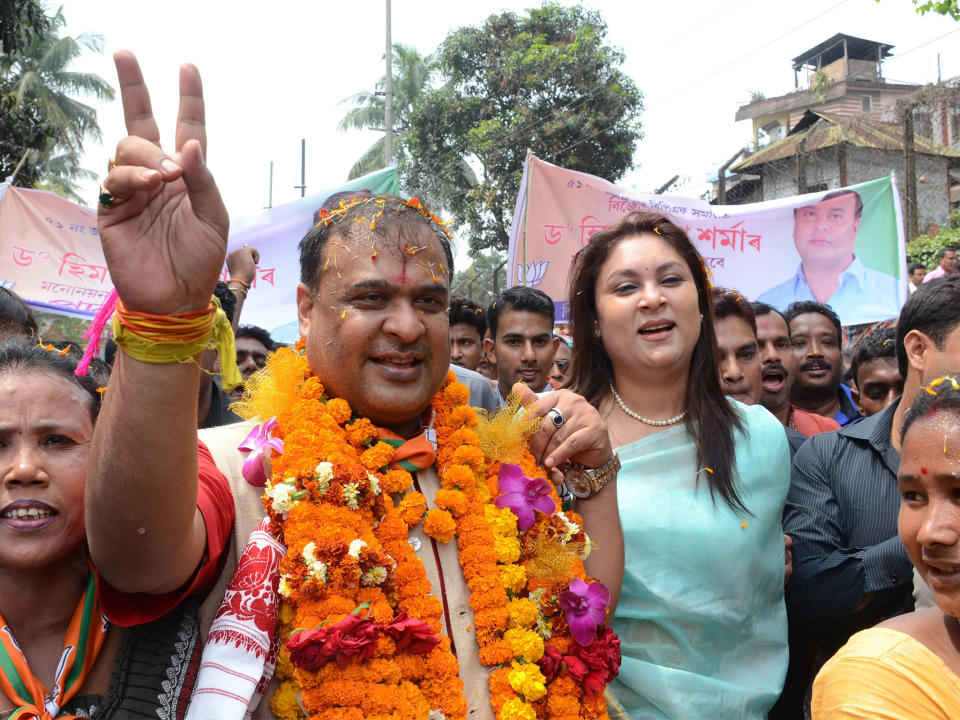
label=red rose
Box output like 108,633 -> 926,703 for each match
286,614 -> 379,671
581,671 -> 606,700
287,628 -> 333,672
327,614 -> 378,669
595,625 -> 622,677
537,645 -> 563,683
569,627 -> 620,675
383,612 -> 441,654
562,653 -> 589,682
562,626 -> 622,700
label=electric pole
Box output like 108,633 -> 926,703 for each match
265,161 -> 274,209
294,139 -> 306,198
384,0 -> 394,165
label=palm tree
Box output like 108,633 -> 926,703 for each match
338,43 -> 436,180
3,7 -> 113,200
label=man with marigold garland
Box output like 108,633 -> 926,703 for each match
85,52 -> 624,720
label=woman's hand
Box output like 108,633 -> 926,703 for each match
512,384 -> 624,610
514,383 -> 614,471
98,51 -> 229,316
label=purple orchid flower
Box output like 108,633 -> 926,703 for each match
238,417 -> 284,487
494,463 -> 556,532
559,578 -> 610,646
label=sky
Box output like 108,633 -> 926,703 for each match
58,0 -> 960,267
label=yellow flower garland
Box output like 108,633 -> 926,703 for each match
238,343 -> 612,719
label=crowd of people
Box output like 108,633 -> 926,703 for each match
3,50 -> 960,720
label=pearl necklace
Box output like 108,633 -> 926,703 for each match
609,382 -> 686,427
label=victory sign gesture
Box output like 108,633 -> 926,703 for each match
98,51 -> 229,315
87,52 -> 231,597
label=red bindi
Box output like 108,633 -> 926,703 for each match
921,467 -> 928,474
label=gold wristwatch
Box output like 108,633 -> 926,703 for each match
561,453 -> 621,500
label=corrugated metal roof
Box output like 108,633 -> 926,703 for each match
792,34 -> 893,69
733,110 -> 960,171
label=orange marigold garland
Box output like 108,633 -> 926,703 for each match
244,343 -> 618,719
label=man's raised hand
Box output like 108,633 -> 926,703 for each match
98,51 -> 229,316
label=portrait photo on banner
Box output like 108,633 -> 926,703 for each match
754,180 -> 905,326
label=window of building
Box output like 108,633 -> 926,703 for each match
914,110 -> 933,139
952,109 -> 959,143
861,95 -> 872,114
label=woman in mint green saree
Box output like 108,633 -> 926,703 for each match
565,211 -> 791,719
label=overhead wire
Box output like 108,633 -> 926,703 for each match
659,0 -> 851,104
414,0 -> 858,209
887,26 -> 960,61
536,5 -> 959,189
388,0 -> 958,248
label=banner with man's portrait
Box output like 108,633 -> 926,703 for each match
507,155 -> 907,327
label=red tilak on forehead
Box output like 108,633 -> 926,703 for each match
922,467 -> 928,475
400,245 -> 408,284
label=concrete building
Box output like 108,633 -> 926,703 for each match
735,34 -> 919,149
731,110 -> 959,230
720,33 -> 960,232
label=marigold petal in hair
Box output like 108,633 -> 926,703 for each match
39,341 -> 72,355
313,195 -> 455,245
925,376 -> 960,396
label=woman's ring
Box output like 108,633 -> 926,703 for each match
546,407 -> 565,427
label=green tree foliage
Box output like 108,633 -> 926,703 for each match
0,7 -> 113,201
338,43 -> 437,180
402,3 -> 643,255
811,70 -> 834,102
913,0 -> 960,19
906,208 -> 960,268
0,91 -> 54,187
877,0 -> 959,20
0,0 -> 47,54
451,250 -> 507,307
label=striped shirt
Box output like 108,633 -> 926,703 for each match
783,400 -> 914,653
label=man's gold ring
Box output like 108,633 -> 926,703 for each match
99,184 -> 127,209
